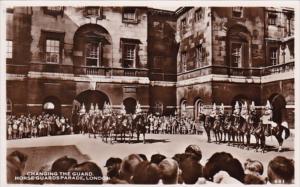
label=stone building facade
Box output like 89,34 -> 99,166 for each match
175,7 -> 294,127
6,6 -> 295,127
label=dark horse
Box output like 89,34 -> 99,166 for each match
212,115 -> 223,144
101,116 -> 116,143
131,114 -> 147,144
203,114 -> 215,143
254,120 -> 290,152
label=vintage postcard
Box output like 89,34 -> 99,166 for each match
1,0 -> 299,186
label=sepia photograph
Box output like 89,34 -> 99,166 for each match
1,1 -> 298,186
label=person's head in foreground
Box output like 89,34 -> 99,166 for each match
105,157 -> 122,179
243,158 -> 266,184
131,161 -> 160,184
119,154 -> 143,183
150,153 -> 166,165
68,161 -> 103,184
180,157 -> 203,184
159,158 -> 179,184
203,152 -> 245,183
51,156 -> 78,172
184,144 -> 202,162
267,156 -> 294,184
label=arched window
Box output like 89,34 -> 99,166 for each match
180,99 -> 187,117
43,102 -> 55,110
7,98 -> 12,114
43,96 -> 61,115
227,25 -> 251,69
154,101 -> 163,115
194,99 -> 203,120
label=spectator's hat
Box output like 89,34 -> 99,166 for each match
105,157 -> 122,167
185,144 -> 202,160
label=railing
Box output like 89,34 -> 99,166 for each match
263,61 -> 294,75
149,72 -> 177,82
6,64 -> 29,74
28,63 -> 74,74
74,66 -> 149,77
177,61 -> 294,81
7,61 -> 294,81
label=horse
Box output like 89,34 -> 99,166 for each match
101,116 -> 116,144
227,115 -> 240,146
212,115 -> 223,144
131,114 -> 147,144
203,115 -> 215,143
221,114 -> 232,143
261,121 -> 290,152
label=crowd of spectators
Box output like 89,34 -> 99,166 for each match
7,145 -> 294,184
7,113 -> 203,140
7,113 -> 72,140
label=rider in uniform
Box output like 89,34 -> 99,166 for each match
260,100 -> 280,136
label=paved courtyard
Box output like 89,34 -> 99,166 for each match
7,133 -> 294,178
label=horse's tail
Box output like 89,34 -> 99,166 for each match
281,121 -> 290,140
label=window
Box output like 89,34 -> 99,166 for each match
123,7 -> 137,23
6,40 -> 12,59
232,7 -> 243,18
181,18 -> 187,33
86,42 -> 101,66
43,7 -> 64,16
7,99 -> 12,113
46,39 -> 60,63
231,43 -> 242,67
268,13 -> 277,25
270,47 -> 278,65
196,45 -> 204,67
195,8 -> 204,22
288,43 -> 294,60
181,51 -> 187,72
123,44 -> 136,68
85,7 -> 103,18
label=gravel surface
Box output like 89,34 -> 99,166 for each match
7,133 -> 294,178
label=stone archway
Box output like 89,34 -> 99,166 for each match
194,98 -> 203,120
73,24 -> 112,69
74,90 -> 110,112
269,93 -> 286,124
123,97 -> 137,114
43,96 -> 61,115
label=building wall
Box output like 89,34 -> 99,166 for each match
176,7 -> 212,73
212,7 -> 265,67
29,7 -> 148,68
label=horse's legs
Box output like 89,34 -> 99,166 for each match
277,136 -> 284,152
143,133 -> 145,144
246,133 -> 250,150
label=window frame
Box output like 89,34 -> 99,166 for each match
181,51 -> 187,72
43,7 -> 64,17
6,40 -> 13,59
85,41 -> 102,67
231,42 -> 243,68
194,8 -> 204,22
268,13 -> 277,25
181,18 -> 187,34
122,43 -> 137,68
7,98 -> 12,114
122,7 -> 138,24
232,7 -> 243,18
45,39 -> 61,64
196,44 -> 204,68
84,7 -> 103,19
41,30 -> 65,64
269,47 -> 279,66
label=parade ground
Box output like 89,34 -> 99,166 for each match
7,132 -> 294,178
